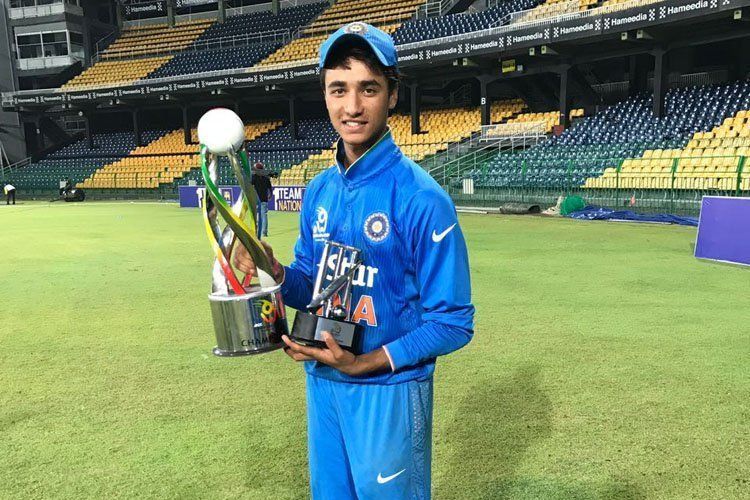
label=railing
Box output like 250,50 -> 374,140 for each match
1,156 -> 32,182
509,0 -> 582,24
193,28 -> 290,51
0,143 -> 10,180
480,121 -> 548,142
425,123 -> 550,183
302,10 -> 418,36
16,54 -> 84,71
443,154 -> 749,215
4,54 -> 309,95
93,30 -> 119,58
591,81 -> 629,98
9,1 -> 82,19
488,13 -> 513,29
444,83 -> 472,107
416,0 -> 450,19
121,0 -> 327,28
426,141 -> 512,186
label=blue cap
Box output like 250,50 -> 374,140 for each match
319,22 -> 398,70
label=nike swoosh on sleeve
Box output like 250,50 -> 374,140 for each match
432,223 -> 457,243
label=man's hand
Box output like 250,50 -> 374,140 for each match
233,240 -> 284,283
281,333 -> 391,377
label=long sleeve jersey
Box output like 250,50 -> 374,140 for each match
281,129 -> 475,384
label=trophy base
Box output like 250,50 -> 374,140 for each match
290,311 -> 362,354
209,285 -> 288,357
212,344 -> 281,357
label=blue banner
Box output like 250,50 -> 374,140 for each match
178,185 -> 241,208
270,185 -> 306,212
695,196 -> 750,266
179,185 -> 306,212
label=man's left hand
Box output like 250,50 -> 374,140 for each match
281,333 -> 390,376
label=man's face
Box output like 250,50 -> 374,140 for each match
323,57 -> 398,153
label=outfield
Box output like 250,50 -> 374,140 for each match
0,202 -> 747,499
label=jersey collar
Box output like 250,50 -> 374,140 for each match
334,128 -> 401,185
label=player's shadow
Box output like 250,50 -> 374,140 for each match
435,365 -> 643,499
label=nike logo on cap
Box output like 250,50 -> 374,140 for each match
432,223 -> 457,243
377,469 -> 406,484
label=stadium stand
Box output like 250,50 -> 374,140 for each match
491,99 -> 528,123
258,0 -> 422,67
585,81 -> 750,190
302,0 -> 423,35
147,44 -> 281,78
278,106 -> 486,184
62,20 -> 215,89
80,121 -> 281,189
61,4 -> 329,86
513,0 -> 600,24
390,0 -> 544,45
62,56 -> 173,89
280,101 -> 532,184
100,20 -> 214,60
469,81 -> 750,190
147,4 -> 327,78
259,23 -> 403,68
9,131 -> 166,191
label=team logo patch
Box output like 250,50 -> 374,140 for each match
345,22 -> 367,35
364,212 -> 390,243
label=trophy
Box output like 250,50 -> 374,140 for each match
197,108 -> 288,356
290,241 -> 364,354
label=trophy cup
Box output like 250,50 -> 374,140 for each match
197,108 -> 288,356
290,241 -> 364,354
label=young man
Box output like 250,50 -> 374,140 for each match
235,22 -> 474,499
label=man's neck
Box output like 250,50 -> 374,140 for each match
342,126 -> 387,170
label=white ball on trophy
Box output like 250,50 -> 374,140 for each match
197,108 -> 246,155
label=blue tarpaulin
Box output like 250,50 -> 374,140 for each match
566,205 -> 698,226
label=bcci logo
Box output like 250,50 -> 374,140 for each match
345,22 -> 367,35
364,212 -> 390,243
313,206 -> 330,241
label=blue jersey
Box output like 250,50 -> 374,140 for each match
281,129 -> 475,384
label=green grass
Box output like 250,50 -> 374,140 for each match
1,201 -> 748,499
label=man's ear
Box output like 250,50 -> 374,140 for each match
388,84 -> 399,110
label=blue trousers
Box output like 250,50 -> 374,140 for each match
257,201 -> 268,238
306,374 -> 433,500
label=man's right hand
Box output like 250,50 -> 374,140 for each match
233,240 -> 285,283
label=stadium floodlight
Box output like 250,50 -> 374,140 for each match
197,108 -> 288,356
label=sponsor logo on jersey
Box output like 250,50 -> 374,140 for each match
320,253 -> 380,327
313,206 -> 330,241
